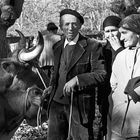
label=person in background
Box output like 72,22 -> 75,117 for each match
103,16 -> 124,62
47,8 -> 106,140
110,14 -> 140,140
39,22 -> 61,79
97,15 -> 124,138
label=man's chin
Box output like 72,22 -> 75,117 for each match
67,36 -> 75,41
67,33 -> 77,39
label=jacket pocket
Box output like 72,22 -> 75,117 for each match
76,61 -> 90,74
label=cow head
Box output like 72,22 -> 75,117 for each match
0,30 -> 49,134
0,30 -> 44,92
23,86 -> 49,126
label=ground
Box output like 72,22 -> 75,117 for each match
11,120 -> 48,140
11,95 -> 103,140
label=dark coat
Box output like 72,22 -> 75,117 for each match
48,34 -> 106,126
125,76 -> 140,103
97,41 -> 124,135
98,41 -> 124,103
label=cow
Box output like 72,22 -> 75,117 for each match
0,30 -> 49,140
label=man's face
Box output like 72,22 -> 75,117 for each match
60,14 -> 82,41
104,26 -> 120,40
119,27 -> 139,48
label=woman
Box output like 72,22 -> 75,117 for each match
97,15 -> 124,138
110,14 -> 140,140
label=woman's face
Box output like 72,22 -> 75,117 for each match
60,14 -> 82,41
119,27 -> 139,48
104,26 -> 120,40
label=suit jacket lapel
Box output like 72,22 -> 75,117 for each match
67,35 -> 87,72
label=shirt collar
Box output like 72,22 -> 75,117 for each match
64,33 -> 79,48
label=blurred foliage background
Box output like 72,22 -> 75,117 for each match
7,0 -> 115,37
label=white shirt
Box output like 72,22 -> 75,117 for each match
64,33 -> 79,48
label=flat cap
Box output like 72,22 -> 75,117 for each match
103,16 -> 121,29
60,9 -> 84,24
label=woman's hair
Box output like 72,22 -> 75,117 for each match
119,14 -> 140,34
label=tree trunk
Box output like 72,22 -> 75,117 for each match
0,26 -> 10,58
0,0 -> 24,58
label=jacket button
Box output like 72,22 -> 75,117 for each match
125,100 -> 127,103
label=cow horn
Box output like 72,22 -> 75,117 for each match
18,31 -> 44,62
15,29 -> 26,49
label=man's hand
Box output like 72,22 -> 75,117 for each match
32,85 -> 52,106
43,86 -> 52,95
41,86 -> 52,100
63,76 -> 78,96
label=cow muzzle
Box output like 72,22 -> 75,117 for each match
24,86 -> 47,126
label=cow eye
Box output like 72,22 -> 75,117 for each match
34,89 -> 41,95
28,86 -> 43,96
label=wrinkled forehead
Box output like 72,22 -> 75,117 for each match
119,27 -> 136,35
60,14 -> 80,23
119,26 -> 130,32
104,26 -> 118,32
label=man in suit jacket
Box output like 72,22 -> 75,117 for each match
47,9 -> 106,140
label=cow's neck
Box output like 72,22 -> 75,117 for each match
4,90 -> 26,114
3,75 -> 28,126
0,90 -> 26,136
5,76 -> 33,114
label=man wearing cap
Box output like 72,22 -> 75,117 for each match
97,15 -> 124,138
47,9 -> 106,140
109,14 -> 140,139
